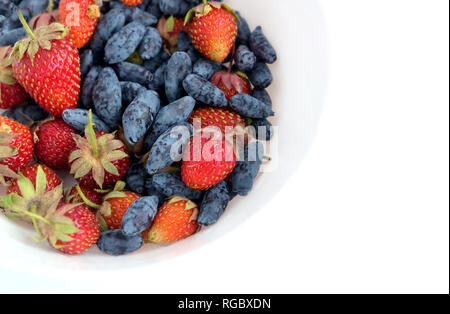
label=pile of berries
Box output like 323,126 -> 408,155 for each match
0,0 -> 277,256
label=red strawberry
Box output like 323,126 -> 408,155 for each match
210,71 -> 252,100
98,183 -> 140,230
66,184 -> 104,211
1,164 -> 63,224
189,107 -> 246,135
7,164 -> 61,196
157,16 -> 186,50
121,0 -> 145,6
11,13 -> 81,117
48,203 -> 100,255
143,196 -> 199,244
59,0 -> 101,49
69,110 -> 130,189
29,0 -> 58,30
0,116 -> 33,184
34,119 -> 78,170
0,46 -> 27,110
185,1 -> 238,62
181,132 -> 236,190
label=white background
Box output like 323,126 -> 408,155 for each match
1,0 -> 449,293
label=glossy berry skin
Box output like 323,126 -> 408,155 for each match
189,107 -> 246,135
97,229 -> 143,256
0,46 -> 27,109
192,58 -> 222,80
210,71 -> 252,100
34,119 -> 78,170
71,131 -> 130,189
182,133 -> 237,191
7,164 -> 61,196
0,116 -> 34,173
144,197 -> 199,244
182,74 -> 228,108
249,26 -> 277,64
198,180 -> 230,226
59,0 -> 101,49
229,94 -> 275,119
54,204 -> 101,255
101,191 -> 141,230
187,5 -> 238,62
67,185 -> 104,210
12,37 -> 81,118
122,0 -> 145,6
0,80 -> 27,110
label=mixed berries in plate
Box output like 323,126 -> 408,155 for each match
0,0 -> 277,256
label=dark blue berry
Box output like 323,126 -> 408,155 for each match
178,31 -> 198,63
150,62 -> 167,91
62,109 -> 112,132
96,8 -> 126,42
79,49 -> 93,77
229,94 -> 274,119
123,89 -> 160,144
143,50 -> 170,72
146,123 -> 193,175
165,51 -> 192,103
93,67 -> 122,129
121,196 -> 159,236
97,230 -> 144,256
198,180 -> 230,226
235,11 -> 251,46
113,62 -> 153,87
252,88 -> 272,108
81,66 -> 101,109
235,45 -> 256,72
125,162 -> 147,195
182,74 -> 228,107
249,26 -> 277,64
0,28 -> 26,46
139,27 -> 162,60
144,96 -> 195,149
120,81 -> 146,104
104,21 -> 147,64
250,118 -> 274,141
159,0 -> 191,16
231,142 -> 264,196
248,62 -> 273,89
145,177 -> 166,206
152,172 -> 204,200
129,7 -> 157,26
192,58 -> 222,80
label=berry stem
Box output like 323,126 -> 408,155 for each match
87,110 -> 99,157
16,10 -> 36,40
75,185 -> 100,209
15,207 -> 53,226
30,204 -> 45,238
202,0 -> 208,5
47,0 -> 54,13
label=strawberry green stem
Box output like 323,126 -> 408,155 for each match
30,204 -> 44,238
16,10 -> 36,40
15,207 -> 53,226
202,0 -> 208,5
75,185 -> 100,209
87,110 -> 99,157
48,0 -> 54,13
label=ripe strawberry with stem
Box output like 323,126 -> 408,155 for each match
1,165 -> 62,229
0,116 -> 33,185
97,181 -> 140,230
0,46 -> 27,110
10,11 -> 81,118
143,196 -> 199,244
69,110 -> 130,189
34,119 -> 78,170
181,132 -> 237,190
59,0 -> 101,49
185,0 -> 239,62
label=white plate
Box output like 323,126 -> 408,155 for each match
0,0 -> 327,281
